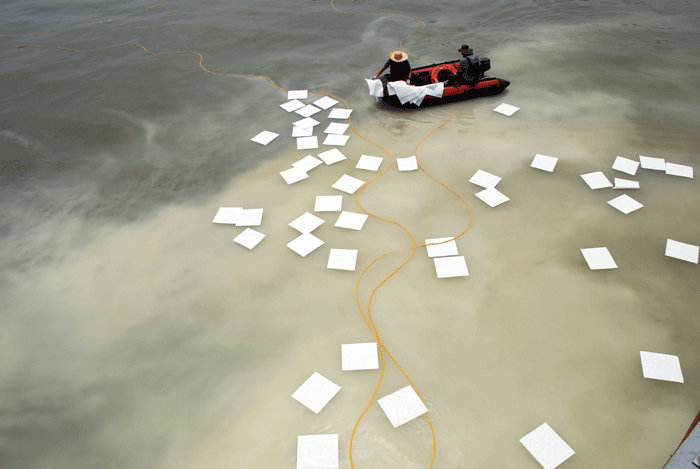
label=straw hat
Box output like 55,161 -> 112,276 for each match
389,50 -> 408,62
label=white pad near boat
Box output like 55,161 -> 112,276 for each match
386,81 -> 444,106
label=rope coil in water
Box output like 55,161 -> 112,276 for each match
13,2 -> 475,468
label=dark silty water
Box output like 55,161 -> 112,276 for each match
1,1 -> 699,468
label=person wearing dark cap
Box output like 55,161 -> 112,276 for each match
374,50 -> 412,82
455,44 -> 481,84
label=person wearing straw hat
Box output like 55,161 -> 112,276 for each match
374,50 -> 412,82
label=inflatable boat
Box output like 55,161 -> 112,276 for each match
372,58 -> 510,110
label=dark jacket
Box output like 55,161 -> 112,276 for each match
383,58 -> 412,81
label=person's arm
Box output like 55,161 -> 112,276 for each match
374,60 -> 391,79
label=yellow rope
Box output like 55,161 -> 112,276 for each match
1,0 -> 167,38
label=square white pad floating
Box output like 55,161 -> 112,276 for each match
531,154 -> 558,172
520,423 -> 575,469
377,385 -> 428,428
335,211 -> 368,230
580,247 -> 617,270
296,105 -> 322,117
639,155 -> 666,170
292,372 -> 341,414
332,174 -> 365,194
665,162 -> 693,178
288,89 -> 308,100
612,156 -> 639,175
289,212 -> 325,233
493,103 -> 519,116
292,125 -> 313,137
212,207 -> 242,224
434,256 -> 469,278
287,233 -> 324,257
327,248 -> 358,271
323,134 -> 350,146
237,208 -> 264,227
281,99 -> 305,112
293,155 -> 323,172
341,342 -> 379,371
280,167 -> 309,185
293,117 -> 320,129
233,228 -> 265,249
318,148 -> 347,165
640,351 -> 684,383
665,239 -> 699,264
425,237 -> 458,258
613,178 -> 640,190
313,96 -> 338,109
469,169 -> 501,188
315,195 -> 343,212
607,194 -> 643,214
328,108 -> 352,119
297,136 -> 318,150
250,130 -> 279,146
475,187 -> 509,207
397,155 -> 418,171
297,434 -> 338,469
356,155 -> 383,171
324,122 -> 349,135
581,171 -> 612,189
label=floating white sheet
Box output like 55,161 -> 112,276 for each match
233,228 -> 265,249
493,103 -> 519,116
281,100 -> 306,112
293,155 -> 323,172
313,96 -> 338,109
640,351 -> 684,383
434,256 -> 469,278
293,117 -> 320,129
280,167 -> 309,185
531,154 -> 558,172
365,78 -> 384,97
297,136 -> 318,150
386,81 -> 444,106
212,207 -> 242,224
426,237 -> 459,258
237,208 -> 264,227
288,89 -> 308,100
665,162 -> 693,178
296,105 -> 322,117
397,155 -> 418,171
250,130 -> 279,146
332,174 -> 365,194
287,233 -> 324,257
580,247 -> 617,270
613,178 -> 640,190
315,195 -> 343,212
581,171 -> 613,189
334,211 -> 368,230
323,134 -> 350,146
639,155 -> 666,170
607,194 -> 643,214
317,148 -> 347,165
324,123 -> 349,135
328,108 -> 352,119
475,187 -> 509,207
356,155 -> 383,171
665,239 -> 699,264
520,423 -> 575,469
612,156 -> 639,175
289,212 -> 325,234
327,248 -> 358,271
377,385 -> 428,428
292,125 -> 313,137
341,342 -> 379,371
297,434 -> 338,469
469,169 -> 501,188
292,372 -> 341,414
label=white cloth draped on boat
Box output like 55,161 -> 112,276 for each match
364,78 -> 444,106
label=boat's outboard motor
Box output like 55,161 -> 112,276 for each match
478,57 -> 491,76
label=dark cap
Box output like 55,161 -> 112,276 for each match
458,44 -> 473,53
